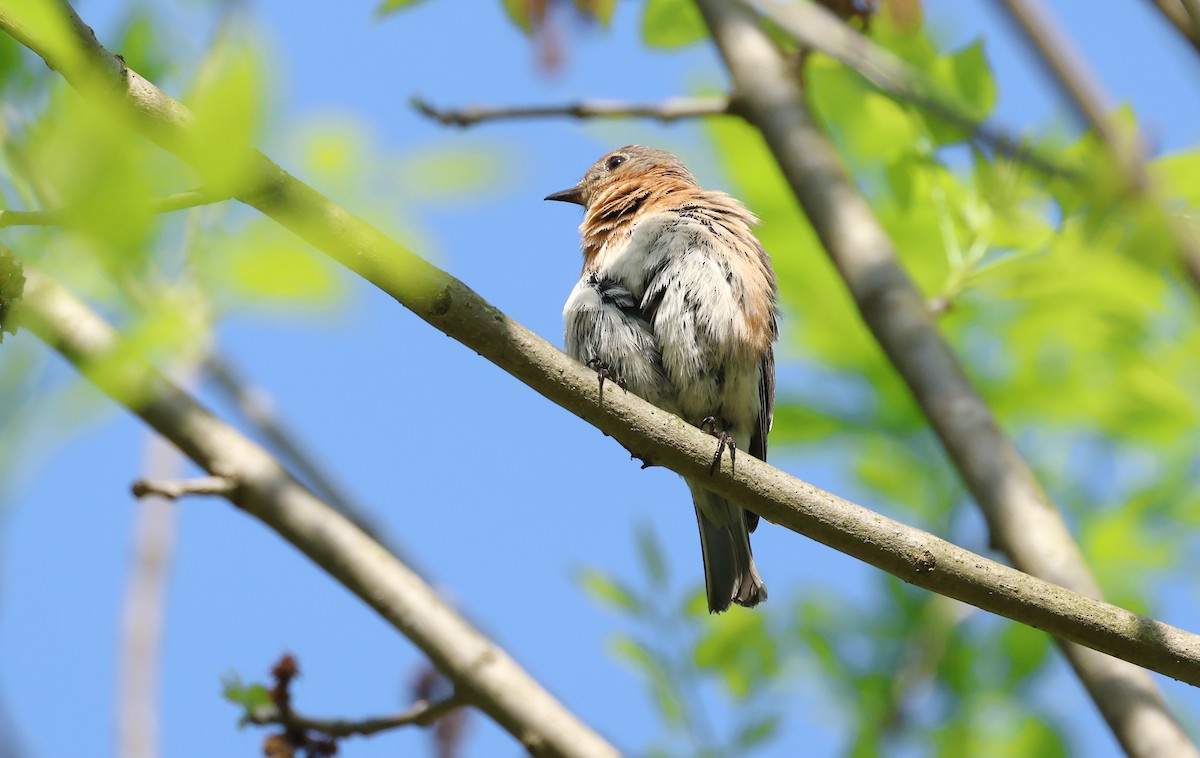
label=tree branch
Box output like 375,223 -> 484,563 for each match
16,266 -> 618,758
411,94 -> 733,126
17,243 -> 1200,694
697,1 -> 1197,755
247,692 -> 466,738
992,0 -> 1200,292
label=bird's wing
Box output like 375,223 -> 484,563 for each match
746,346 -> 774,534
750,346 -> 774,463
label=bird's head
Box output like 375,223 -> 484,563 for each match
544,145 -> 699,209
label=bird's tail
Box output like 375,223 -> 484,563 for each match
687,480 -> 766,613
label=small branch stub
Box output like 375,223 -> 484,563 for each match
131,475 -> 237,500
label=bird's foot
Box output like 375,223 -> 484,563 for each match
700,416 -> 736,475
586,358 -> 627,396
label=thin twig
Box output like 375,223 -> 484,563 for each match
131,475 -> 237,500
993,0 -> 1200,291
699,2 -> 1197,755
0,189 -> 227,228
247,692 -> 466,738
412,94 -> 733,126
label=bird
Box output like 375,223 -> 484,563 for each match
546,145 -> 779,613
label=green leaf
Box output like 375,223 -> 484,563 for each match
1156,149 -> 1200,200
999,621 -> 1049,687
395,145 -> 507,201
923,40 -> 996,145
225,234 -> 341,305
578,567 -> 643,613
221,675 -> 273,711
635,524 -> 667,588
608,636 -> 684,725
642,0 -> 707,49
999,715 -> 1069,758
117,12 -> 170,83
24,94 -> 159,261
694,610 -> 779,699
184,38 -> 265,194
682,587 -> 709,617
503,0 -> 535,35
573,0 -> 617,26
609,634 -> 656,671
377,0 -> 429,15
734,714 -> 780,749
935,630 -> 976,696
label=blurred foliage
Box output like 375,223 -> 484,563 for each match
1,0 -> 1197,756
0,1 -> 490,418
579,526 -> 783,757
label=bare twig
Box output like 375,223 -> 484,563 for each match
130,475 -> 237,500
412,94 -> 732,126
699,2 -> 1197,755
247,692 -> 466,738
993,0 -> 1200,291
1144,0 -> 1200,55
0,189 -> 227,228
415,1 -> 1077,183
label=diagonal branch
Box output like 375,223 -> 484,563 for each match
411,94 -> 733,125
16,266 -> 619,758
16,244 -> 1200,686
992,0 -> 1200,292
699,1 -> 1197,756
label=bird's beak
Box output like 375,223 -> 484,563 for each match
544,185 -> 585,205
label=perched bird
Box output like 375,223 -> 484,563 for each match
546,145 -> 779,613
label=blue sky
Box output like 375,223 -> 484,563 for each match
2,1 -> 1199,756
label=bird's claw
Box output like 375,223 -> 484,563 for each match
586,358 -> 627,396
701,417 -> 736,475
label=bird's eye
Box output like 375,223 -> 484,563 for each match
606,155 -> 626,171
